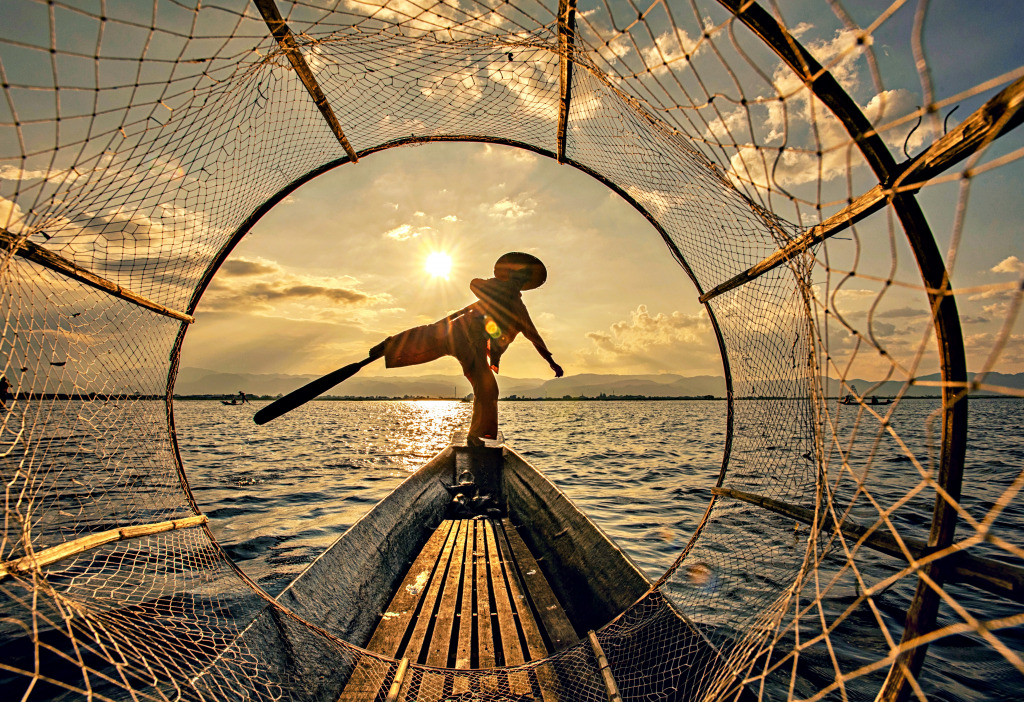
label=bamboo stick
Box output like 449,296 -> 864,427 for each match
384,658 -> 409,702
699,75 -> 1024,304
252,0 -> 359,162
0,515 -> 208,580
1,228 -> 194,323
587,630 -> 622,702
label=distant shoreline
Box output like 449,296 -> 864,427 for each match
8,393 -> 1021,402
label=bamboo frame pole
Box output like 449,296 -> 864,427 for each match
0,515 -> 207,580
699,76 -> 1024,304
717,5 -> 969,696
252,0 -> 359,162
712,487 -> 1024,604
1,228 -> 194,323
556,0 -> 578,163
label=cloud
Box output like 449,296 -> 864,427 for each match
442,214 -> 459,222
0,163 -> 96,186
245,282 -> 374,304
0,196 -> 27,234
969,287 -> 1018,302
585,305 -> 711,355
641,25 -> 707,73
488,196 -> 536,219
383,223 -> 431,240
336,0 -> 512,36
199,258 -> 389,318
724,28 -> 933,191
220,258 -> 280,277
992,256 -> 1024,275
704,106 -> 749,143
486,55 -> 560,122
576,305 -> 716,372
874,306 -> 928,319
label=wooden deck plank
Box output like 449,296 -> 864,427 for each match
484,520 -> 526,667
451,521 -> 477,694
475,521 -> 495,668
485,520 -> 532,697
403,519 -> 463,664
502,519 -> 579,652
337,522 -> 455,702
495,522 -> 549,662
456,520 -> 476,669
426,520 -> 469,667
373,521 -> 455,657
341,517 -> 573,701
474,521 -> 501,696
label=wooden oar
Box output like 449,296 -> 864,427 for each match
253,356 -> 376,425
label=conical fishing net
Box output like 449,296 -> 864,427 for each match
1,0 -> 1022,700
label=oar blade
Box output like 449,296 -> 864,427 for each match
253,359 -> 369,425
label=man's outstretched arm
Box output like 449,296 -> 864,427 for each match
519,308 -> 563,378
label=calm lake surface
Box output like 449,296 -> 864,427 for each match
175,398 -> 1024,701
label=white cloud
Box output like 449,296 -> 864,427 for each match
442,214 -> 459,222
0,196 -> 28,234
641,26 -> 706,72
992,256 -> 1024,275
200,257 -> 390,319
383,223 -> 431,240
585,305 -> 711,356
703,106 -> 748,143
486,55 -> 560,122
488,196 -> 536,219
723,28 -> 933,191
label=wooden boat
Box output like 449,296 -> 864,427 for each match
840,394 -> 892,406
209,433 -> 737,701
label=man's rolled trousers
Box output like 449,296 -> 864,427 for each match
375,308 -> 498,441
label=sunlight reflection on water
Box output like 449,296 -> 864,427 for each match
175,399 -> 726,592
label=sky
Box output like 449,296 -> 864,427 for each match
1,0 -> 1021,387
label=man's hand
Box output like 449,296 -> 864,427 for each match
551,361 -> 564,378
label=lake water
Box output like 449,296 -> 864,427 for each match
175,397 -> 1024,700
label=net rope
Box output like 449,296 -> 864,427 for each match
1,0 -> 1022,699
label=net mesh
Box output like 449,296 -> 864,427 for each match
2,0 -> 1022,699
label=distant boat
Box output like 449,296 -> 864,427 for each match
840,394 -> 892,406
221,399 -> 239,405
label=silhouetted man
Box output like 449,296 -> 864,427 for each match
371,252 -> 563,445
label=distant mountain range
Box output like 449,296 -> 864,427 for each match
173,367 -> 1024,399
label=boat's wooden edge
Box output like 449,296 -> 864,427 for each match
499,519 -> 578,652
202,445 -> 456,695
501,446 -> 651,633
277,445 -> 455,601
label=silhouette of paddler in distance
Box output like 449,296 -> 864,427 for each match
253,252 -> 563,434
369,252 -> 563,445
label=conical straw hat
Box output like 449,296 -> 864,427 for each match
493,252 -> 547,290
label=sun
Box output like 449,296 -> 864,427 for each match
424,252 -> 453,279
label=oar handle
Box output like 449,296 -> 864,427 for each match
253,357 -> 374,425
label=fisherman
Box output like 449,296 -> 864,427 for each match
0,376 -> 9,409
369,252 -> 563,445
238,390 -> 248,404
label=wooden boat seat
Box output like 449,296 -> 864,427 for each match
338,518 -> 578,701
